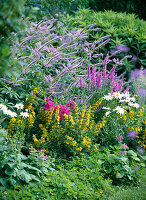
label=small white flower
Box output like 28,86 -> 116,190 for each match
105,111 -> 111,116
114,106 -> 125,115
103,94 -> 113,100
128,102 -> 139,108
122,92 -> 130,99
20,112 -> 29,118
129,97 -> 136,102
3,109 -> 12,116
113,92 -> 123,99
0,104 -> 8,112
119,99 -> 129,103
102,107 -> 110,110
10,112 -> 17,118
14,103 -> 24,110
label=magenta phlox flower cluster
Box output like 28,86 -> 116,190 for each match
116,134 -> 123,143
44,99 -> 75,120
119,143 -> 127,155
66,100 -> 75,109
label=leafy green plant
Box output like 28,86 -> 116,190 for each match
64,9 -> 146,78
0,129 -> 55,191
0,0 -> 26,76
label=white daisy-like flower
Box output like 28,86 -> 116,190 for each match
105,111 -> 111,116
0,104 -> 8,112
3,109 -> 12,116
129,97 -> 136,102
128,102 -> 139,108
20,112 -> 29,118
103,94 -> 113,100
119,99 -> 129,103
122,92 -> 130,99
14,103 -> 24,110
10,112 -> 17,118
112,92 -> 123,99
102,107 -> 110,110
114,106 -> 125,115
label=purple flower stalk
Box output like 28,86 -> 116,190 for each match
87,64 -> 91,79
123,87 -> 129,94
96,71 -> 102,87
92,67 -> 96,86
80,78 -> 84,89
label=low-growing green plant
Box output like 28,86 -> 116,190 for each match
0,129 -> 55,191
0,152 -> 113,200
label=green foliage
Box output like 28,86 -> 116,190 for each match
0,0 -> 25,76
98,147 -> 145,185
89,0 -> 146,20
0,153 -> 112,199
65,9 -> 146,77
108,168 -> 146,200
0,129 -> 54,191
25,0 -> 89,19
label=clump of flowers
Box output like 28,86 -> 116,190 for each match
137,145 -> 145,154
119,143 -> 128,155
44,98 -> 75,120
33,101 -> 99,155
127,131 -> 137,139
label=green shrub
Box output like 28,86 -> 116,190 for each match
0,0 -> 26,77
25,0 -> 89,19
64,9 -> 146,77
89,0 -> 146,20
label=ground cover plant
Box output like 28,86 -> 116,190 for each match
0,5 -> 146,199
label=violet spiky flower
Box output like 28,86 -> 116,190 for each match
87,64 -> 91,79
108,64 -> 116,80
96,71 -> 102,87
123,87 -> 129,94
80,78 -> 84,89
92,67 -> 96,86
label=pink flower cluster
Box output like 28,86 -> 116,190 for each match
119,143 -> 127,155
116,134 -> 124,143
44,98 -> 75,120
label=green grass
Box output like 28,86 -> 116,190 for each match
107,169 -> 146,200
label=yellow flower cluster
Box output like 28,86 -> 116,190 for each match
82,137 -> 91,149
129,110 -> 135,122
93,145 -> 98,152
66,136 -> 77,146
74,102 -> 79,115
80,107 -> 86,124
69,114 -> 75,125
122,111 -> 127,124
138,107 -> 145,117
8,118 -> 16,134
75,147 -> 83,151
97,120 -> 106,134
17,119 -> 22,128
91,98 -> 102,116
33,103 -> 100,153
